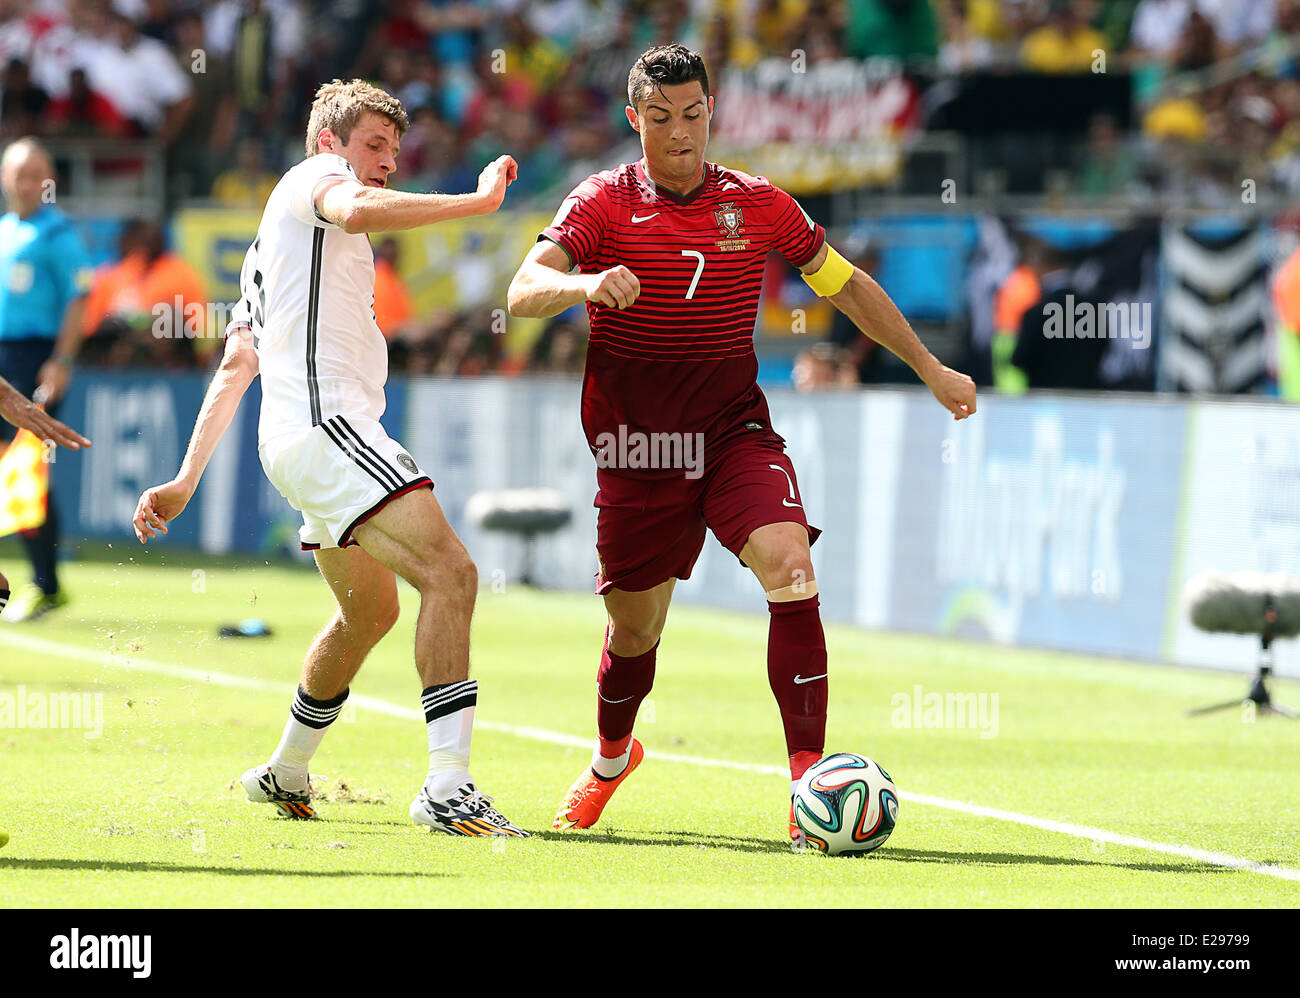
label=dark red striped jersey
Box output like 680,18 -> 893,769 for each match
539,158 -> 825,477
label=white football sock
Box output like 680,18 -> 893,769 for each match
268,686 -> 349,791
422,680 -> 477,799
592,743 -> 632,780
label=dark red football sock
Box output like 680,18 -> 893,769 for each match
596,629 -> 658,756
767,596 -> 828,779
790,750 -> 821,784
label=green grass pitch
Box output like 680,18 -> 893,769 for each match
1,547 -> 1299,908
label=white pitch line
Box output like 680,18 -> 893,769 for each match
5,630 -> 1300,884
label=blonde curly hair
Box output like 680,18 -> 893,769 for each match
305,79 -> 409,157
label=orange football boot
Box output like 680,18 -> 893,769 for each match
552,738 -> 645,830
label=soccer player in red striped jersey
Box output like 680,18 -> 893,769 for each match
508,44 -> 976,840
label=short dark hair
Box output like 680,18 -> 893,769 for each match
627,44 -> 709,109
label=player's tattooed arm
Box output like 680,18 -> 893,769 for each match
316,155 -> 518,233
806,243 -> 976,420
508,239 -> 640,317
132,326 -> 258,543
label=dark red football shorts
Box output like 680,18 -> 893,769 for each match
593,437 -> 821,594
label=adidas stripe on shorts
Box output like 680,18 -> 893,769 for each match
259,413 -> 431,551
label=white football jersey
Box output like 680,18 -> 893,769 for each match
235,154 -> 387,447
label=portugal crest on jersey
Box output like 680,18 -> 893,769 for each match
714,202 -> 744,237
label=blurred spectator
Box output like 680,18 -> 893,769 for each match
372,238 -> 414,341
210,136 -> 278,207
0,58 -> 47,140
1170,8 -> 1218,70
45,66 -> 129,138
963,0 -> 1008,41
793,1 -> 849,64
844,0 -> 939,61
167,11 -> 238,202
753,0 -> 809,59
1128,0 -> 1191,60
991,245 -> 1044,393
1093,0 -> 1141,54
528,310 -> 587,376
1199,0 -> 1277,55
1011,247 -> 1107,390
938,1 -> 995,73
433,309 -> 500,376
397,104 -> 477,192
134,0 -> 184,45
1019,1 -> 1108,74
1142,93 -> 1208,143
1075,112 -> 1139,198
500,12 -> 569,94
204,0 -> 306,144
575,7 -> 641,101
792,341 -> 855,391
1271,235 -> 1300,399
81,218 -> 208,368
378,47 -> 435,116
85,13 -> 194,145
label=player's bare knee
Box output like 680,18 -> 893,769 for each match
767,548 -> 814,595
338,599 -> 397,649
415,545 -> 477,603
607,616 -> 664,657
443,547 -> 477,600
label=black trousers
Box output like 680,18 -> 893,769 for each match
0,337 -> 62,595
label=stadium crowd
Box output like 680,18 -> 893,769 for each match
1,1 -> 1296,208
0,0 -> 1295,384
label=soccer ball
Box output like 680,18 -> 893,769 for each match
792,753 -> 898,856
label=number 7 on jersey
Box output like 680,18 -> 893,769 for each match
681,250 -> 705,300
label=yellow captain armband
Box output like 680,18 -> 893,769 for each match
801,244 -> 854,297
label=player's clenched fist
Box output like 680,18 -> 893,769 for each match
924,363 -> 977,420
586,266 -> 640,310
475,155 -> 518,213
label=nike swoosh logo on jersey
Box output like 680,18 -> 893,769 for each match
793,673 -> 827,685
630,213 -> 661,223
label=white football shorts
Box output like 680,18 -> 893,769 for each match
259,413 -> 431,550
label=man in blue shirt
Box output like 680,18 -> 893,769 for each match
0,137 -> 92,621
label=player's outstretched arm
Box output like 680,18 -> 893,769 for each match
802,242 -> 976,420
132,325 -> 258,542
507,239 -> 640,318
0,376 -> 91,450
317,155 -> 518,234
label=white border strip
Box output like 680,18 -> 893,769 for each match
4,630 -> 1299,884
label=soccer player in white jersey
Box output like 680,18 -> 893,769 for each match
131,80 -> 527,836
